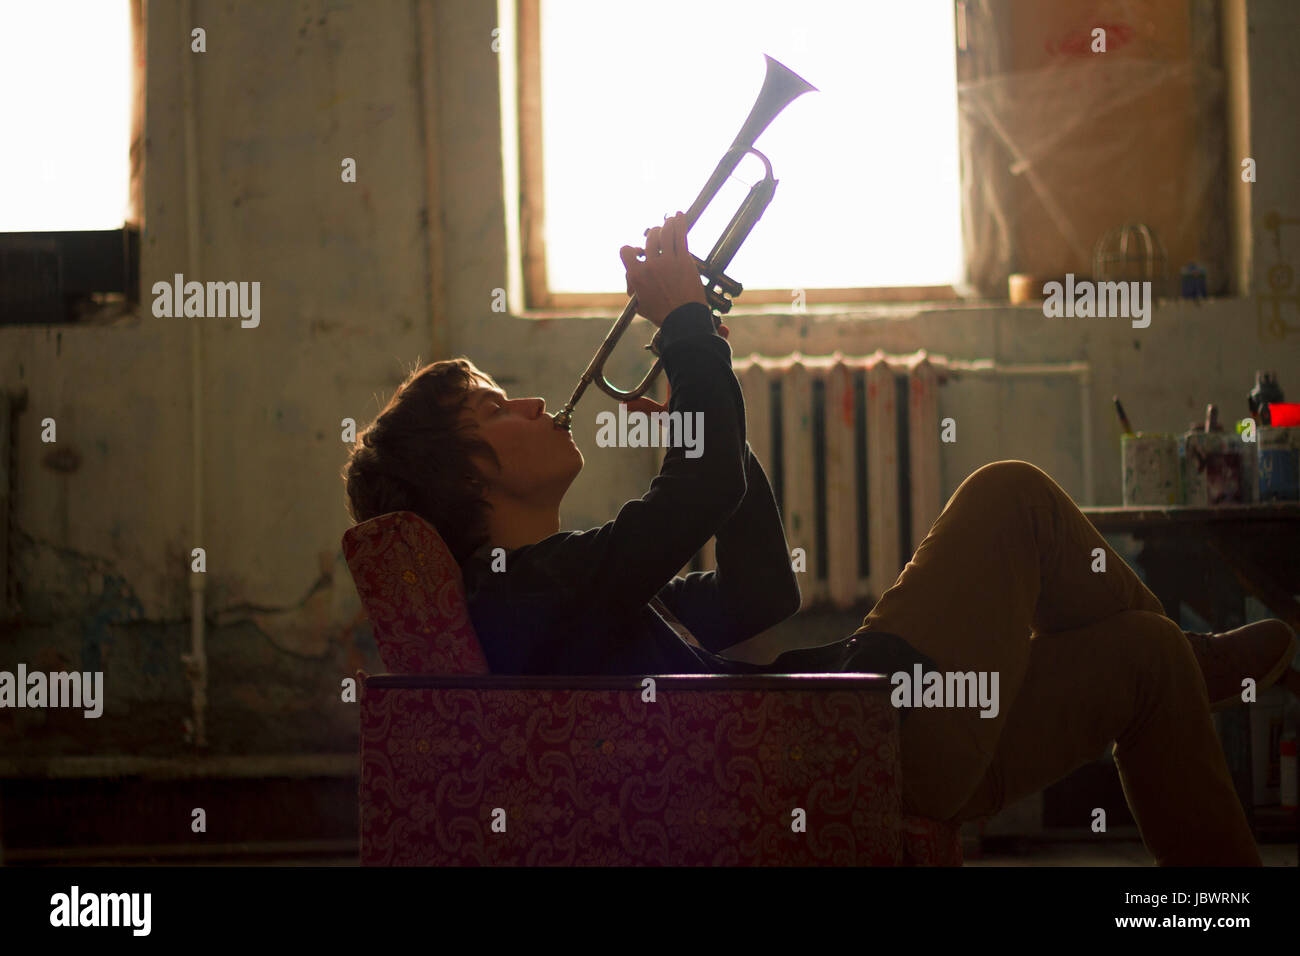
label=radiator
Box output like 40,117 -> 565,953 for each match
690,350 -> 945,610
688,351 -> 1094,610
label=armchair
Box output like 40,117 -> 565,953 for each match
343,511 -> 962,865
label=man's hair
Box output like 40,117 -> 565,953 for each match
342,358 -> 501,565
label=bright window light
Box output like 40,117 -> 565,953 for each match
538,0 -> 962,293
0,0 -> 132,231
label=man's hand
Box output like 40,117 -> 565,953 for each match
619,211 -> 708,327
624,324 -> 729,416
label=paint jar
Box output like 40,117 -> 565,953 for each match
1239,432 -> 1258,503
1258,426 -> 1300,501
1008,273 -> 1039,304
1181,430 -> 1246,505
1122,433 -> 1180,506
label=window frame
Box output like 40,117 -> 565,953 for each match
0,0 -> 143,326
0,228 -> 140,325
513,0 -> 959,312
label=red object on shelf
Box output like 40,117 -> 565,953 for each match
1266,403 -> 1300,426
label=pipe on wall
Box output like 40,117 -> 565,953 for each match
180,0 -> 208,749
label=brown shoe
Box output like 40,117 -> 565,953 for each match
1183,619 -> 1298,711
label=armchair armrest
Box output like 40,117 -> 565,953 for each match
360,672 -> 905,865
362,673 -> 897,691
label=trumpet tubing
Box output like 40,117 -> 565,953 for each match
552,54 -> 816,432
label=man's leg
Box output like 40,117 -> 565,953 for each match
848,461 -> 1264,860
852,460 -> 1166,816
951,609 -> 1261,865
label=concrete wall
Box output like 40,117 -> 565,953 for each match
1,0 -> 1297,761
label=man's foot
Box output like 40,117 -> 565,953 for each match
1183,619 -> 1298,711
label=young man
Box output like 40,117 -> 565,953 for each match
344,213 -> 1297,866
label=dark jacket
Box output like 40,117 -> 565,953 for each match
461,301 -> 801,675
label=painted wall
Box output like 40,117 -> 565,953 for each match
1,0 -> 1297,761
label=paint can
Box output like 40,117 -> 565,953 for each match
1181,430 -> 1245,505
1122,433 -> 1180,506
1257,426 -> 1299,501
1238,426 -> 1258,503
1008,273 -> 1040,304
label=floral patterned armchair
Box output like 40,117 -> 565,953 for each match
343,510 -> 962,865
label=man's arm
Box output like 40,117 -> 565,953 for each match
654,443 -> 801,654
510,301 -> 749,627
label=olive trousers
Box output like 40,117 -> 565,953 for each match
849,460 -> 1261,866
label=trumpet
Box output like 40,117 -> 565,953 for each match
552,54 -> 816,431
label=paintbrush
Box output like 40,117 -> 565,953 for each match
1113,396 -> 1135,437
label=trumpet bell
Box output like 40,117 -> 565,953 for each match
552,54 -> 817,432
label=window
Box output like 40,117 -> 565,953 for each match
0,0 -> 140,324
516,0 -> 963,309
952,0 -> 1234,298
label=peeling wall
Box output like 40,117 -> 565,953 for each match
1,0 -> 1297,760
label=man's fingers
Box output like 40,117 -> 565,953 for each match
620,246 -> 647,297
623,397 -> 667,416
656,214 -> 679,259
659,216 -> 674,257
644,224 -> 663,256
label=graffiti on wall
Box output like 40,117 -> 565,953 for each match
1258,211 -> 1300,341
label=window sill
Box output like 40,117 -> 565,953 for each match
513,293 -> 1251,322
517,296 -> 997,322
0,296 -> 138,329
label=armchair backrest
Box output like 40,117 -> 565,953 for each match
341,511 -> 490,675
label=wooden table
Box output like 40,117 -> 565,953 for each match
1082,503 -> 1300,843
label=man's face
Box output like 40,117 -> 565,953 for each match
462,382 -> 583,501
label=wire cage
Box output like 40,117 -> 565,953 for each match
1092,223 -> 1169,298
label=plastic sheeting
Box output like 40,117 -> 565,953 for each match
956,0 -> 1228,298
